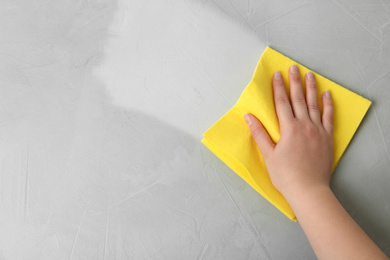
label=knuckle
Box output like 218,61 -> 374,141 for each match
307,103 -> 319,112
325,113 -> 334,124
305,124 -> 319,138
251,127 -> 263,140
307,82 -> 317,89
287,121 -> 299,136
324,100 -> 332,106
323,105 -> 334,124
276,96 -> 289,105
290,74 -> 300,81
292,96 -> 306,104
274,82 -> 285,91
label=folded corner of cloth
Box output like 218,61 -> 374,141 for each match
202,46 -> 371,221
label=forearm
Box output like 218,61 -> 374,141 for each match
287,186 -> 388,260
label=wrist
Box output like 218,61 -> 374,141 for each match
283,183 -> 333,212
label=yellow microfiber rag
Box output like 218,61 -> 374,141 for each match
202,46 -> 371,221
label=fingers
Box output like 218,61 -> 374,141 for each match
322,90 -> 333,135
305,71 -> 321,124
272,67 -> 333,138
273,71 -> 294,127
289,64 -> 308,119
244,113 -> 275,158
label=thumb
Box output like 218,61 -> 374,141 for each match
244,113 -> 275,158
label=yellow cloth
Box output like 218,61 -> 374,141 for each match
202,47 -> 371,221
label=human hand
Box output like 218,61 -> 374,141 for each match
244,65 -> 389,259
244,64 -> 334,203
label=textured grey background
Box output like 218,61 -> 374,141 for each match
0,0 -> 389,259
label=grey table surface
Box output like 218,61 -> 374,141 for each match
0,0 -> 389,259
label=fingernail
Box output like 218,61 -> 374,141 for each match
307,71 -> 314,80
290,64 -> 298,74
274,71 -> 281,80
244,114 -> 253,126
325,90 -> 331,99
